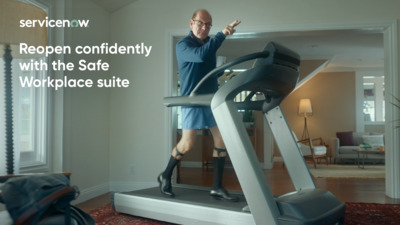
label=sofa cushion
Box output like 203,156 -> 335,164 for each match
313,146 -> 327,156
336,131 -> 354,146
339,146 -> 360,154
362,134 -> 384,148
299,144 -> 327,156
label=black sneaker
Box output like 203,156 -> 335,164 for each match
210,187 -> 239,202
157,173 -> 175,197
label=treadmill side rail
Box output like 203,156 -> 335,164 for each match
113,192 -> 256,225
163,94 -> 213,107
212,99 -> 281,225
265,106 -> 315,190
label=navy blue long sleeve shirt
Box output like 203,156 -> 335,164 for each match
176,31 -> 226,96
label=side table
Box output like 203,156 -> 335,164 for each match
353,148 -> 385,169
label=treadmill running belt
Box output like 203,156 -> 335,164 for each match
112,185 -> 256,225
123,185 -> 247,212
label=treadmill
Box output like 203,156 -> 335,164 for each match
112,42 -> 345,225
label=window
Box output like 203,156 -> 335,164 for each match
0,0 -> 51,173
0,56 -> 49,172
14,57 -> 49,170
363,76 -> 385,123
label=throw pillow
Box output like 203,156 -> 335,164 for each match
336,131 -> 354,146
362,134 -> 384,148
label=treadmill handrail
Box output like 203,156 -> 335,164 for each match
190,51 -> 270,96
164,94 -> 214,107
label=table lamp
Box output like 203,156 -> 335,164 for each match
298,98 -> 313,140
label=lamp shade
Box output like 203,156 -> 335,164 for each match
299,98 -> 312,116
0,0 -> 47,47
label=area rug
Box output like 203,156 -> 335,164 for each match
345,202 -> 400,225
89,204 -> 174,225
308,164 -> 385,178
89,202 -> 400,225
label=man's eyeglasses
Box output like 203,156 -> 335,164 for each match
192,20 -> 212,28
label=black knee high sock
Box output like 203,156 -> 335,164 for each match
212,157 -> 226,190
162,156 -> 179,179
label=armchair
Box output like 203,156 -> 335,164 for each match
293,132 -> 329,168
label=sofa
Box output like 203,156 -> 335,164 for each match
330,131 -> 385,163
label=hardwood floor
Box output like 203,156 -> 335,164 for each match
77,162 -> 400,212
76,192 -> 111,213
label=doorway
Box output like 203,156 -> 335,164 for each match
165,21 -> 399,198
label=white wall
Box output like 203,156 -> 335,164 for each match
107,0 -> 400,197
63,0 -> 111,200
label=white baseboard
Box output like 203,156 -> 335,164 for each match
73,181 -> 158,205
73,182 -> 109,205
109,181 -> 157,193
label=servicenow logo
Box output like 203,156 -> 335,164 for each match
20,17 -> 89,28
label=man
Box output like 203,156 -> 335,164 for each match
158,9 -> 241,201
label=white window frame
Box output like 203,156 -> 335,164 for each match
355,69 -> 385,132
13,58 -> 49,172
362,76 -> 385,123
14,0 -> 52,173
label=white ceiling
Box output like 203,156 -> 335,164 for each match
90,0 -> 137,12
90,0 -> 384,72
218,29 -> 384,72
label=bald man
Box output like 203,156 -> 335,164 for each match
158,9 -> 241,202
